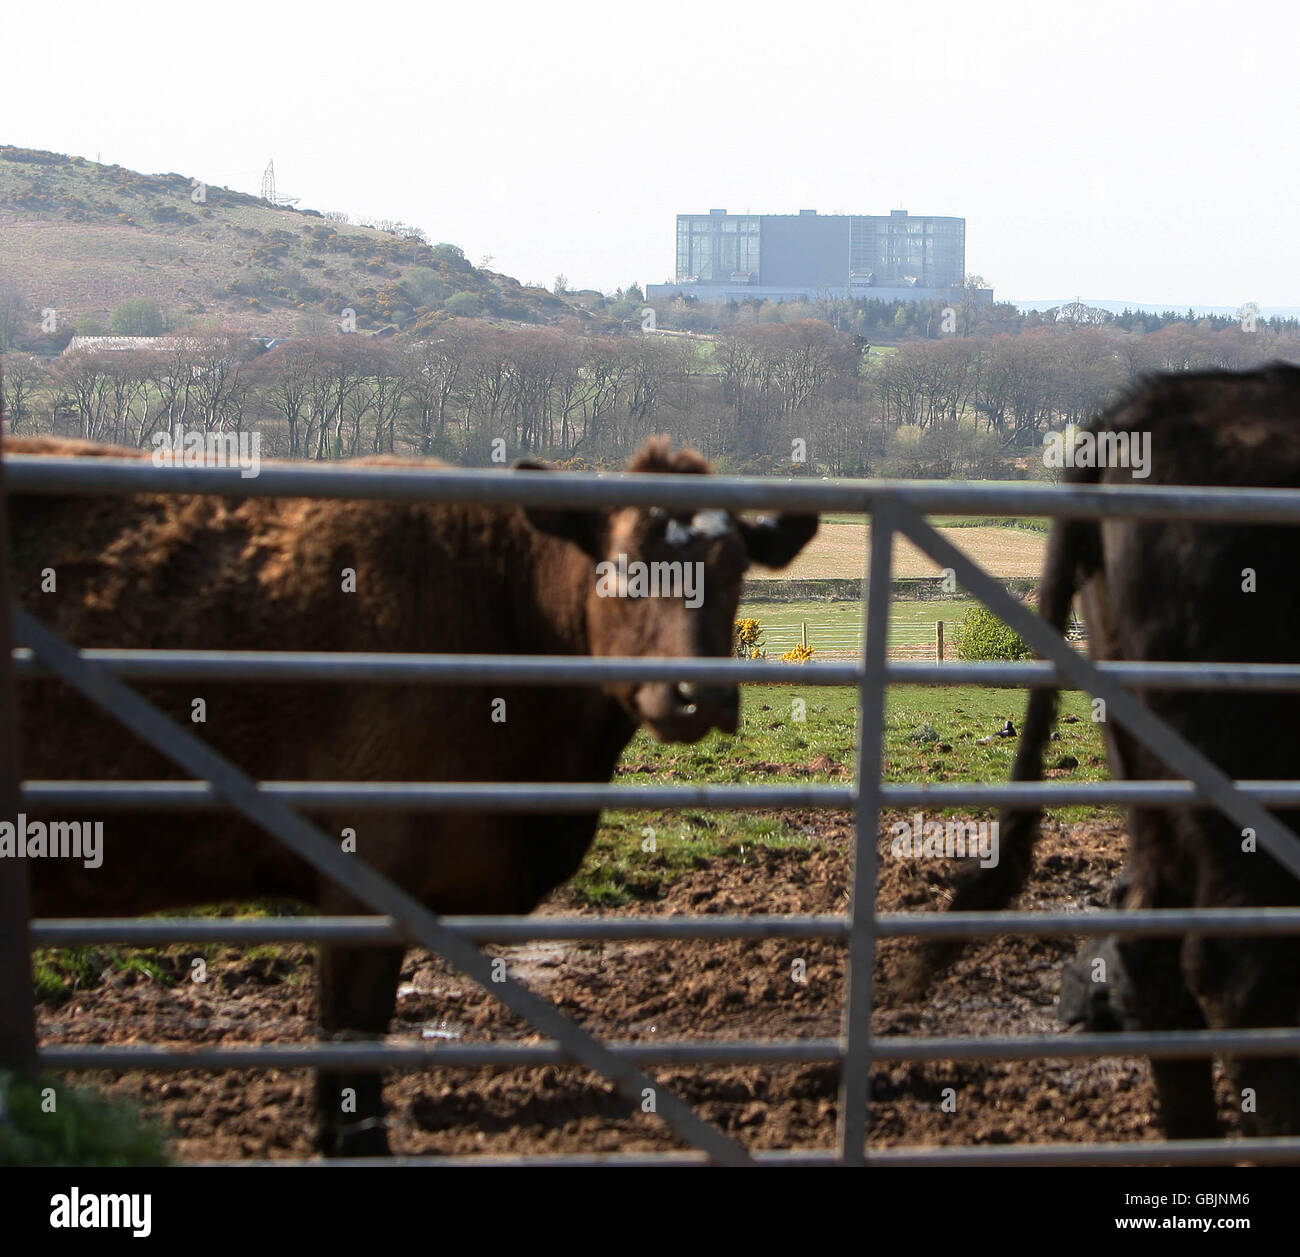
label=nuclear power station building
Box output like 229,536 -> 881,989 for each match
646,208 -> 982,305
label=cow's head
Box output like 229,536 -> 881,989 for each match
519,439 -> 817,742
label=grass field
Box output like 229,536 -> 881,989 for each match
737,596 -> 973,655
574,683 -> 1109,904
821,515 -> 1050,532
615,683 -> 1105,785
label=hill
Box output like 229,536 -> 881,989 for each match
0,145 -> 580,345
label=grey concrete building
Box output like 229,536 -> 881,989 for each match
647,208 -> 979,305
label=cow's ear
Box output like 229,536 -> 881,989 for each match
739,513 -> 819,569
523,506 -> 606,557
514,460 -> 606,557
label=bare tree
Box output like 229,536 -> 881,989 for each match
0,352 -> 44,433
402,321 -> 481,454
50,350 -> 114,440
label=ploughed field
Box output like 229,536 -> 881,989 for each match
745,517 -> 1048,583
34,682 -> 1249,1160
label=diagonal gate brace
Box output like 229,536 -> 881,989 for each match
893,504 -> 1300,882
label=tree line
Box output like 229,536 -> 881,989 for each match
650,284 -> 1300,342
5,317 -> 1300,476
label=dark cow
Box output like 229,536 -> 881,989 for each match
906,364 -> 1300,1140
3,435 -> 817,1155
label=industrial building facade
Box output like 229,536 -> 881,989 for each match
648,208 -> 973,305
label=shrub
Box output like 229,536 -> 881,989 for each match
432,242 -> 471,270
403,266 -> 445,307
0,1073 -> 169,1166
149,205 -> 197,225
443,291 -> 484,317
733,618 -> 766,659
953,605 -> 1032,661
109,298 -> 166,335
781,643 -> 815,663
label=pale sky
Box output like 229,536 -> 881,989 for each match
3,0 -> 1296,307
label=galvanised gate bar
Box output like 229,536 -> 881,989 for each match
6,452 -> 1300,1166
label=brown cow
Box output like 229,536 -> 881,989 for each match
906,363 -> 1300,1141
3,434 -> 817,1155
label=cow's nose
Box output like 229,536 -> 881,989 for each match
675,683 -> 739,731
676,681 -> 725,707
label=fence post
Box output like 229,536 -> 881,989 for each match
0,391 -> 38,1078
838,501 -> 894,1165
935,620 -> 944,663
801,621 -> 807,650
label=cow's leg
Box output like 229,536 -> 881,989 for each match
1182,804 -> 1300,1137
1120,934 -> 1220,1139
1186,933 -> 1300,1137
1108,783 -> 1221,1139
1060,858 -> 1220,1138
1092,680 -> 1223,1140
315,942 -> 405,1157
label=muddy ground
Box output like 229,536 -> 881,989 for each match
36,813 -> 1249,1161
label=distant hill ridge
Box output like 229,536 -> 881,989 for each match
1014,296 -> 1300,320
0,144 -> 579,343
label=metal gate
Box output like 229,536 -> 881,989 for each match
5,450 -> 1300,1165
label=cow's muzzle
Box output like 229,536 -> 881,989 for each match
637,681 -> 740,742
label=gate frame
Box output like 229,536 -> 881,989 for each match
6,452 -> 1300,1164
0,410 -> 37,1079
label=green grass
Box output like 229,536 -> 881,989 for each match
614,684 -> 1104,790
881,686 -> 1105,808
572,810 -> 815,907
738,597 -> 973,653
923,516 -> 1051,533
567,683 -> 1111,905
618,684 -> 860,783
34,946 -> 173,1003
33,898 -> 308,1002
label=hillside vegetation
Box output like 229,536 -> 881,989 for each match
0,145 -> 579,341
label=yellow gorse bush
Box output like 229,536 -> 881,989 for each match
733,618 -> 766,659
